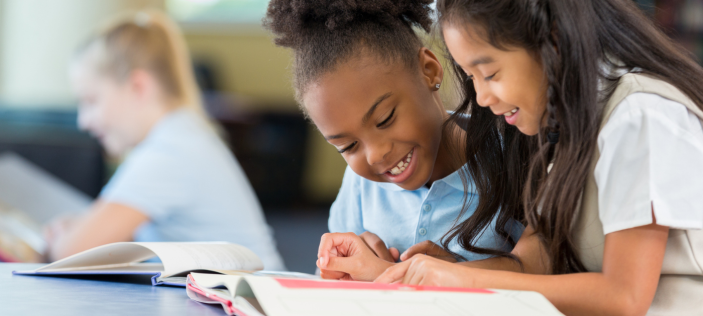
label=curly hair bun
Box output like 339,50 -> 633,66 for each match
265,0 -> 434,49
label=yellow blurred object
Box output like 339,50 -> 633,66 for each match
0,202 -> 45,263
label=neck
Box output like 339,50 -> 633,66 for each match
427,113 -> 467,186
135,100 -> 178,145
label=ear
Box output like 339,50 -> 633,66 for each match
126,69 -> 155,103
418,47 -> 444,91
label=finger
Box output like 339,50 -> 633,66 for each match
406,261 -> 425,285
401,241 -> 434,261
317,232 -> 357,268
319,268 -> 347,280
360,232 -> 394,262
359,238 -> 375,257
325,256 -> 359,276
389,247 -> 400,262
42,226 -> 53,243
374,259 -> 411,284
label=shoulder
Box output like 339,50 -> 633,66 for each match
601,92 -> 703,142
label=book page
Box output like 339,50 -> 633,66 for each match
0,153 -> 90,225
242,277 -> 564,316
189,272 -> 246,298
36,242 -> 158,272
138,242 -> 263,277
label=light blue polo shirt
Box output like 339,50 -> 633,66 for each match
100,109 -> 286,271
329,165 -> 524,261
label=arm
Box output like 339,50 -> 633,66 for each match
376,222 -> 668,316
45,200 -> 149,261
457,225 -> 550,274
401,225 -> 550,274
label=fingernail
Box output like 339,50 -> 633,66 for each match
320,257 -> 326,268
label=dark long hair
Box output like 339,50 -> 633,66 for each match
437,0 -> 703,274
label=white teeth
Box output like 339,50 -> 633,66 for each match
389,149 -> 414,176
504,108 -> 518,116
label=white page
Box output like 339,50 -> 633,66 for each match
137,242 -> 263,277
189,273 -> 246,298
187,273 -> 266,316
31,242 -> 262,277
35,243 -> 158,272
242,277 -> 564,316
0,153 -> 91,224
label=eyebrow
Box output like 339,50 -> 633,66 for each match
470,56 -> 495,67
325,92 -> 393,141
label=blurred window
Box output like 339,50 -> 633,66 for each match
166,0 -> 268,24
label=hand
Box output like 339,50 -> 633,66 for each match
317,232 -> 394,281
43,215 -> 80,246
400,241 -> 457,263
359,231 -> 399,263
374,254 -> 476,287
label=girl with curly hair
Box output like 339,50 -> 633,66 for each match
264,0 -> 524,281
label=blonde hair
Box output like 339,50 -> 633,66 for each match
76,9 -> 206,118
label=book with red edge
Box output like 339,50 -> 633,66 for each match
186,272 -> 564,316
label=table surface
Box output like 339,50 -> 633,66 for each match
0,263 -> 227,316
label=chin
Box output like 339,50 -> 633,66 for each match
103,142 -> 129,157
517,125 -> 540,136
398,169 -> 431,191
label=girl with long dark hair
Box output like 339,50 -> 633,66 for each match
375,0 -> 703,314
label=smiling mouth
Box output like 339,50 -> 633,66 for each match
388,149 -> 413,176
502,108 -> 518,117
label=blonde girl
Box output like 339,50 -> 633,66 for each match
44,10 -> 285,271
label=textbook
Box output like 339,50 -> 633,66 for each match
186,273 -> 565,316
12,242 -> 272,286
0,153 -> 91,262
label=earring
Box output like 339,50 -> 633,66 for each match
435,83 -> 441,89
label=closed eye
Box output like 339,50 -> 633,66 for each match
485,72 -> 498,81
376,108 -> 395,128
338,141 -> 357,154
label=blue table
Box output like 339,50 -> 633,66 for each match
0,263 -> 226,315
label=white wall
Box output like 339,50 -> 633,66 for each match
0,0 -> 163,108
0,0 -> 5,97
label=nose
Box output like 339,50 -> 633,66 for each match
366,140 -> 391,168
76,108 -> 93,132
474,81 -> 498,108
77,110 -> 88,131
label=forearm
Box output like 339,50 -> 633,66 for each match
457,227 -> 550,275
471,270 -> 647,316
48,216 -> 103,261
457,256 -> 523,273
46,202 -> 148,261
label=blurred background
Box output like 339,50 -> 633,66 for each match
0,0 -> 699,273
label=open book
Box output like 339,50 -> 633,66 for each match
13,242 -> 268,286
186,273 -> 564,316
0,153 -> 92,262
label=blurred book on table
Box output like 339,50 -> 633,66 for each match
0,153 -> 91,262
